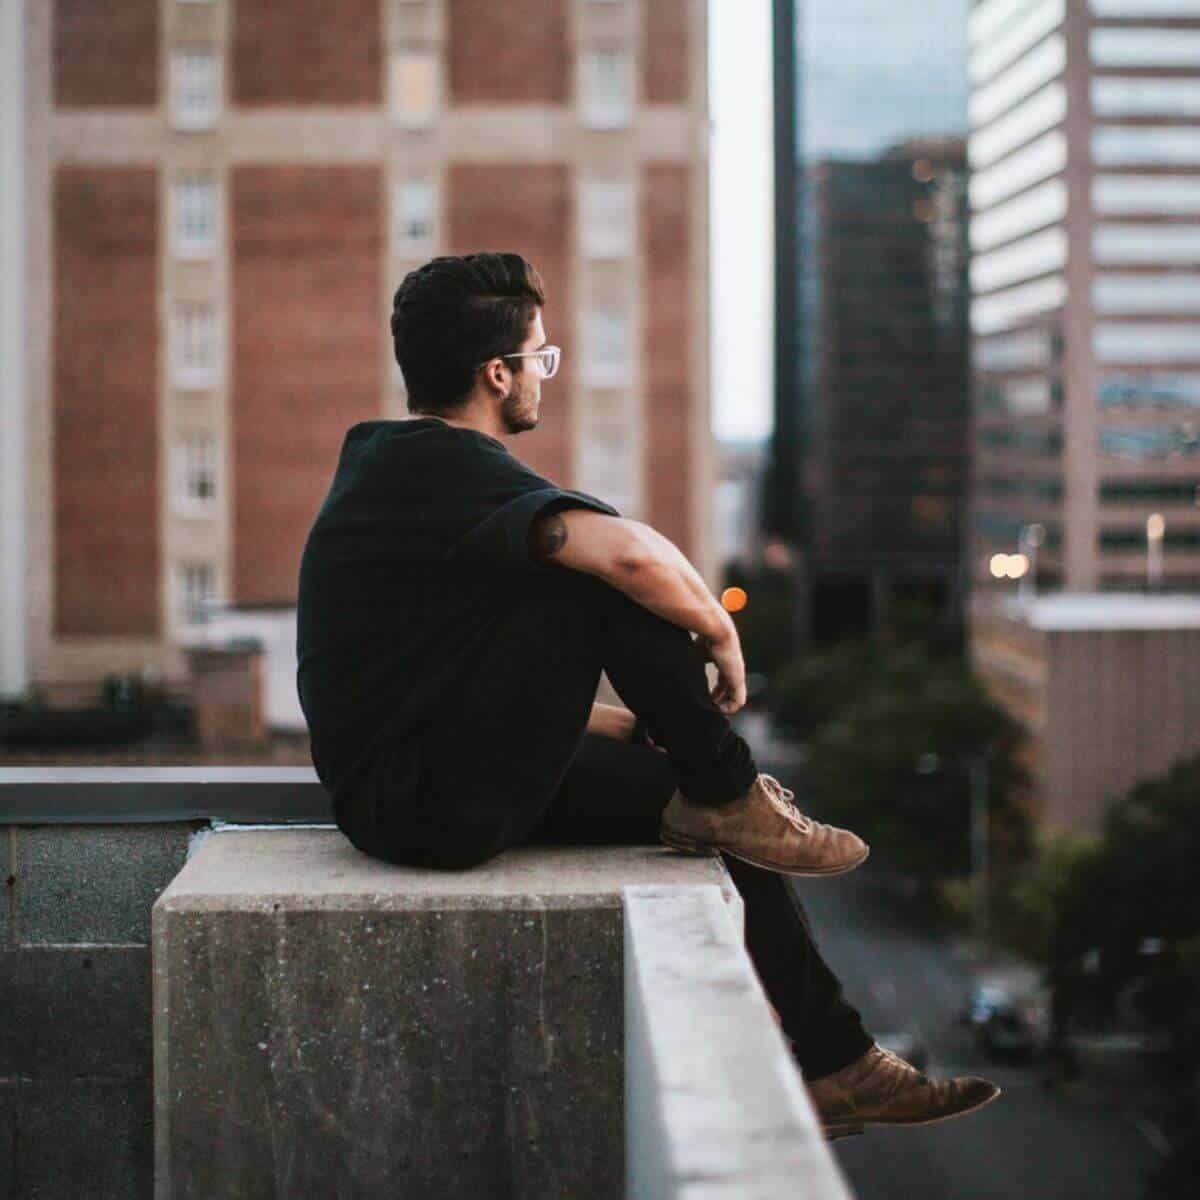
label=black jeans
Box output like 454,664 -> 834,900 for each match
343,566 -> 872,1080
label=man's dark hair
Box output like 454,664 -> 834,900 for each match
390,252 -> 546,415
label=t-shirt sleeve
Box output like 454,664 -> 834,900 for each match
445,484 -> 622,574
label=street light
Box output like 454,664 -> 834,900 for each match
1147,512 -> 1165,591
1018,522 -> 1046,604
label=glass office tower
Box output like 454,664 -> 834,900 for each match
770,0 -> 971,643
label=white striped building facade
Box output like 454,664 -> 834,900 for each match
968,0 -> 1200,593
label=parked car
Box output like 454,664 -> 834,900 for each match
965,984 -> 1035,1061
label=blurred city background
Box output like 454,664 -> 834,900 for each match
2,1 -> 1199,1196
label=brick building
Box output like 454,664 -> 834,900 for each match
3,0 -> 712,694
967,0 -> 1200,595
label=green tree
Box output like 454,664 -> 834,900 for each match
1047,755 -> 1200,1196
803,655 -> 1030,888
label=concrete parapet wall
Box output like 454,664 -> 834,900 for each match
625,885 -> 853,1199
1,820 -> 199,1198
152,830 -> 743,1199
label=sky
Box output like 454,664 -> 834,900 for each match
709,0 -> 968,445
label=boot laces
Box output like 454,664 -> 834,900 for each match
758,774 -> 813,834
875,1044 -> 932,1089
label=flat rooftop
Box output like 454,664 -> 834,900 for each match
994,592 -> 1200,631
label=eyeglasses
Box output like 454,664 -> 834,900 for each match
476,345 -> 562,380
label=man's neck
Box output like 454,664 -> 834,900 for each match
418,412 -> 508,445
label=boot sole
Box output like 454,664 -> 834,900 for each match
659,829 -> 870,878
821,1084 -> 1002,1137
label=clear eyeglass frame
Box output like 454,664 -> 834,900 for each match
477,345 -> 561,380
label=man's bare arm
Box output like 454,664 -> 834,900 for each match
530,511 -> 728,641
529,509 -> 746,711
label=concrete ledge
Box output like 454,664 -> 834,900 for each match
0,767 -> 329,824
153,831 -> 742,1199
625,885 -> 853,1199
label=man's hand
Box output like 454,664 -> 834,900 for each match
696,618 -> 747,715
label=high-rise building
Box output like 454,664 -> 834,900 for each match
967,0 -> 1200,596
802,139 -> 971,642
769,0 -> 971,644
8,0 -> 711,694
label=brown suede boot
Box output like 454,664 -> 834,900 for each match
659,773 -> 869,877
806,1044 -> 1001,1138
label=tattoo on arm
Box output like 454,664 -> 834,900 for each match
530,512 -> 569,562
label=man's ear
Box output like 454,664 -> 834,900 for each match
482,359 -> 510,396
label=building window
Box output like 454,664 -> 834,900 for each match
969,82 -> 1067,170
177,563 -> 218,626
974,328 -> 1054,371
970,275 -> 1066,335
969,129 -> 1066,210
975,512 -> 1061,547
392,176 -> 437,252
969,0 -> 1065,86
1090,27 -> 1200,68
171,48 -> 220,130
978,425 -> 1063,456
1091,0 -> 1200,13
1092,77 -> 1200,118
980,376 -> 1060,415
1099,479 -> 1200,506
1092,126 -> 1200,167
970,33 -> 1065,129
1093,175 -> 1200,215
390,51 -> 438,127
172,173 -> 217,259
1094,323 -> 1200,364
971,227 -> 1067,294
1098,374 -> 1200,410
1100,526 -> 1200,552
971,179 -> 1066,253
1093,224 -> 1200,264
173,432 -> 219,516
580,179 -> 634,259
1093,275 -> 1200,315
1099,426 -> 1200,460
583,308 -> 631,387
581,49 -> 633,129
172,302 -> 219,389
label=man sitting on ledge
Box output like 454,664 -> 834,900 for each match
295,252 -> 1000,1140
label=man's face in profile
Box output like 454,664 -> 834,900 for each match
500,309 -> 548,435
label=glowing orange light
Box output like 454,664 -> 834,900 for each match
721,587 -> 748,613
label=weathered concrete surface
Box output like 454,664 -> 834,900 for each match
16,823 -> 191,943
153,831 -> 740,1200
625,886 -> 854,1199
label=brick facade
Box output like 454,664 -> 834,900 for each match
53,0 -> 158,108
447,164 -> 572,484
53,166 -> 161,637
232,0 -> 382,106
643,164 -> 692,558
643,0 -> 689,105
232,165 -> 383,606
447,0 -> 569,105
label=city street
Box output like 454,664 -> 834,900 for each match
790,853 -> 1156,1198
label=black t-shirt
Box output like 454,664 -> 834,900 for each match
296,417 -> 621,804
